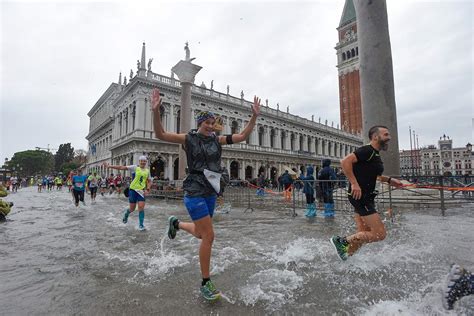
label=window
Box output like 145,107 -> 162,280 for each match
270,128 -> 275,148
231,121 -> 239,134
258,126 -> 264,146
342,52 -> 346,61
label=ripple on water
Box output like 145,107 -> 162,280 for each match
358,278 -> 473,316
210,246 -> 244,275
239,269 -> 304,310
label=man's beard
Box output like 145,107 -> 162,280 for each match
379,139 -> 389,151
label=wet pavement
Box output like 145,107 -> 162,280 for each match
1,187 -> 473,315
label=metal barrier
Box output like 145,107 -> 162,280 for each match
148,176 -> 473,216
149,180 -> 184,200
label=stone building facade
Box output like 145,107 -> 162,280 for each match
400,137 -> 473,177
418,136 -> 473,176
86,43 -> 362,182
336,0 -> 362,135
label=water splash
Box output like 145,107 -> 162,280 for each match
210,246 -> 243,275
240,269 -> 304,310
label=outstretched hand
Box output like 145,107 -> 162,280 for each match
252,96 -> 261,116
390,178 -> 404,188
151,88 -> 161,111
102,162 -> 109,168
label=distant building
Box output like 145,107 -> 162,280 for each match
336,0 -> 362,135
399,149 -> 421,176
401,135 -> 473,176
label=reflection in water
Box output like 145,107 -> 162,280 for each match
0,187 -> 473,314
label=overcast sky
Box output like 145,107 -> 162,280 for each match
1,0 -> 472,160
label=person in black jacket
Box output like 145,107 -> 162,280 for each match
300,166 -> 316,217
318,159 -> 337,217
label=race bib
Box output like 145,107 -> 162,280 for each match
76,182 -> 84,188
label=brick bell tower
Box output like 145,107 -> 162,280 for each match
336,0 -> 361,135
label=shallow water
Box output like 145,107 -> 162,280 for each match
1,187 -> 473,315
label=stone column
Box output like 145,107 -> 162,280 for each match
355,0 -> 400,175
275,129 -> 281,149
302,135 -> 308,152
295,134 -> 300,151
239,161 -> 245,180
224,117 -> 232,134
310,137 -> 315,153
264,126 -> 270,147
285,132 -> 291,150
168,154 -> 174,181
127,107 -> 132,135
169,105 -> 176,133
135,98 -> 146,135
172,46 -> 202,179
250,127 -> 257,145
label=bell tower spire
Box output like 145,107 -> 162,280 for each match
336,0 -> 361,134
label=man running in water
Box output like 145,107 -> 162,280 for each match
72,170 -> 88,207
330,126 -> 403,260
104,157 -> 151,230
152,87 -> 261,301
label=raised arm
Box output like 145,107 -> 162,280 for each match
219,96 -> 261,145
103,162 -> 128,171
151,88 -> 186,145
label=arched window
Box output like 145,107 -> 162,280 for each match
231,121 -> 239,134
351,48 -> 355,58
299,135 -> 304,151
347,50 -> 351,59
308,137 -> 312,152
132,104 -> 136,130
281,131 -> 286,149
290,133 -> 295,151
176,110 -> 181,133
342,52 -> 346,61
258,126 -> 264,146
356,47 -> 359,56
270,128 -> 275,148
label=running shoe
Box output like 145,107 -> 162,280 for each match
330,236 -> 349,261
139,224 -> 146,231
168,216 -> 179,239
122,209 -> 130,224
200,280 -> 221,301
442,264 -> 472,310
81,201 -> 86,206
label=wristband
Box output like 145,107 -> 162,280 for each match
225,134 -> 234,145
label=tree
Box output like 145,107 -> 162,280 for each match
54,143 -> 75,171
73,149 -> 87,166
8,150 -> 54,177
60,161 -> 81,176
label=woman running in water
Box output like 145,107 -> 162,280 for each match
151,88 -> 261,301
104,157 -> 151,231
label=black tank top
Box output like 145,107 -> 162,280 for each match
183,131 -> 222,197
